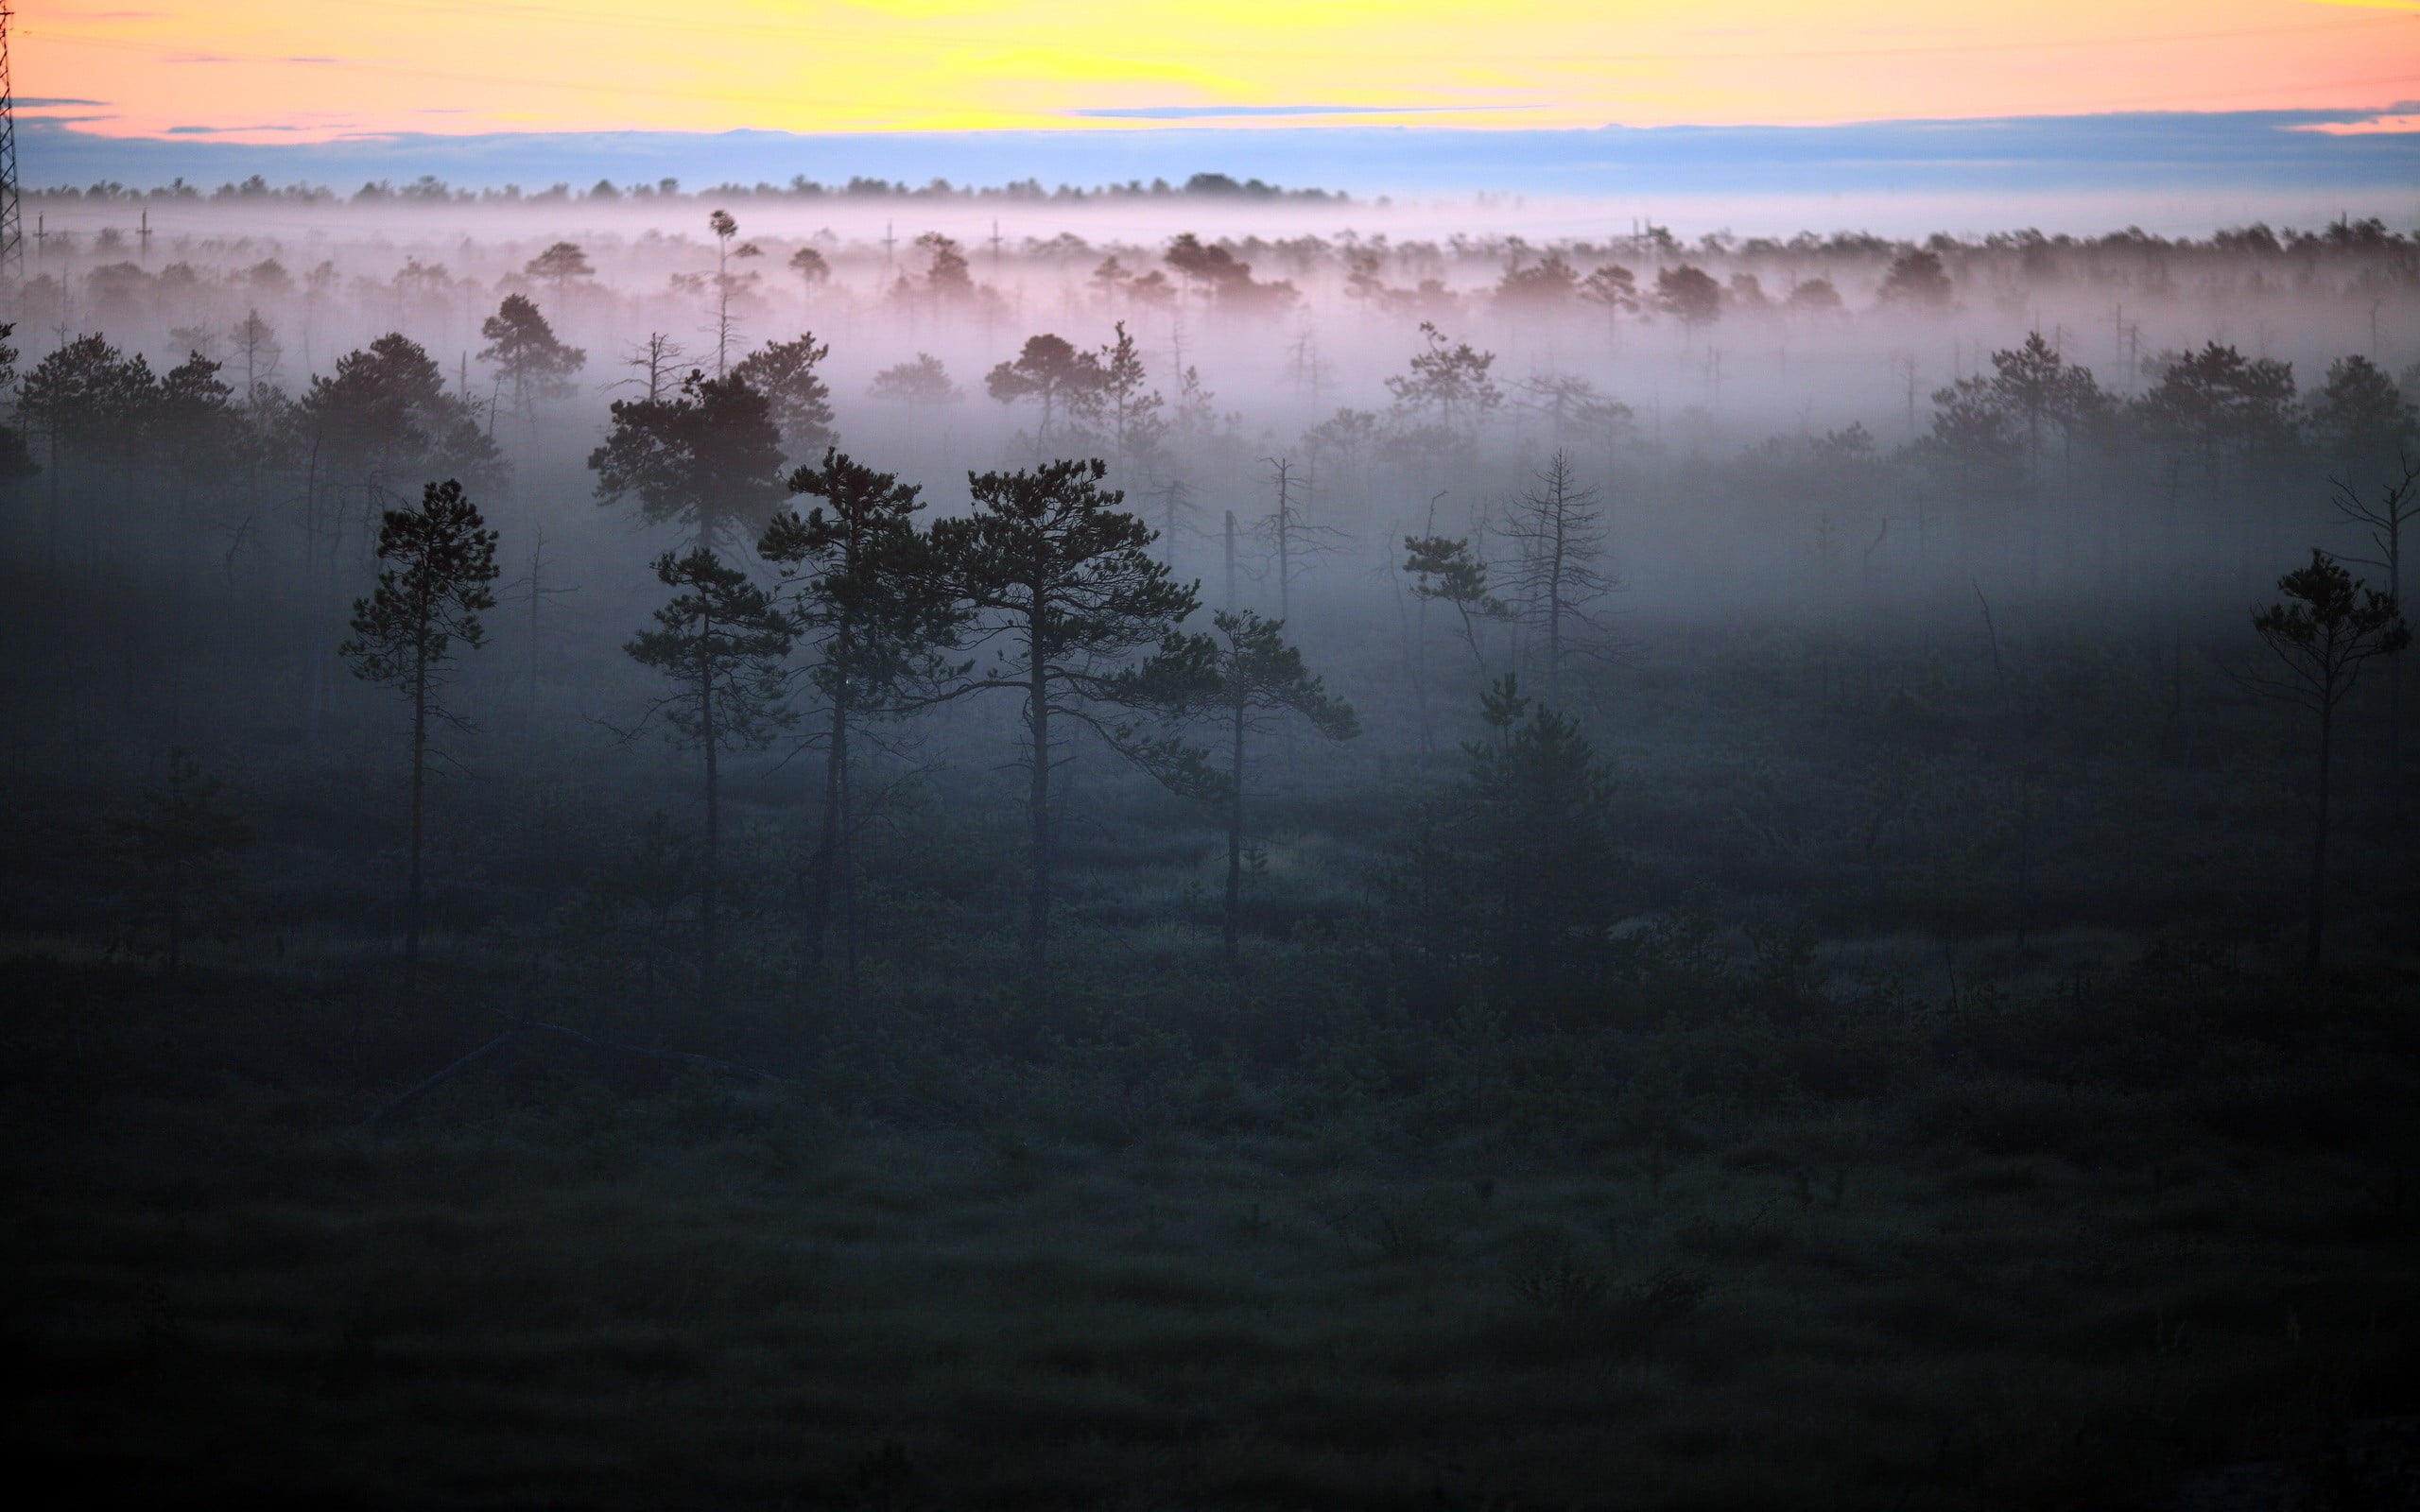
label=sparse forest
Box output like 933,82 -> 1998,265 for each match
4,190 -> 2419,1509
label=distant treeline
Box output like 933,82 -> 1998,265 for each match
30,170 -> 1351,208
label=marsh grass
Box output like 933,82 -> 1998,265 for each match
6,936 -> 2418,1510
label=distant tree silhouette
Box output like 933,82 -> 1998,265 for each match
986,335 -> 1104,446
2243,550 -> 2408,971
1786,277 -> 1843,313
620,333 -> 689,404
1387,676 -> 1623,995
759,450 -> 959,981
707,208 -> 742,375
231,310 -> 283,408
730,333 -> 836,455
1910,375 -> 2026,489
299,334 -> 501,494
590,369 -> 786,549
19,334 -> 152,559
1164,232 -> 1297,315
2135,342 -> 2300,490
2330,458 -> 2420,805
928,458 -> 1207,973
153,352 -> 240,515
624,546 -> 797,1012
107,747 -> 249,973
1877,249 -> 1954,309
868,352 -> 961,405
1653,265 -> 1723,327
1124,610 -> 1357,967
478,293 -> 585,419
1405,532 -> 1509,679
2308,355 -> 2416,484
786,245 -> 831,305
1579,264 -> 1640,318
1386,322 -> 1501,446
1495,251 -> 1579,308
1513,375 -> 1632,452
1988,334 -> 2106,472
338,479 -> 499,1000
1505,450 -> 1618,703
0,324 -> 40,490
910,232 -> 977,302
1094,321 -> 1168,472
523,241 -> 594,301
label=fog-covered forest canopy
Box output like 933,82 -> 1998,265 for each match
7,183 -> 2420,1507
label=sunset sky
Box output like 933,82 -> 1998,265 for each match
17,0 -> 2420,144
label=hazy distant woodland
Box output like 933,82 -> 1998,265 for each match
4,177 -> 2419,1509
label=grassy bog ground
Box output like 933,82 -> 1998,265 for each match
5,937 -> 2417,1510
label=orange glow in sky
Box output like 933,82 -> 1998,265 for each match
15,0 -> 2420,142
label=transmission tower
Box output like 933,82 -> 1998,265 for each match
0,4 -> 21,283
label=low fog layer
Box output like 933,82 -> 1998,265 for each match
5,191 -> 2419,1507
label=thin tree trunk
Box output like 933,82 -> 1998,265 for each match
806,693 -> 846,971
1025,621 -> 1051,975
406,632 -> 427,1003
1224,699 -> 1245,969
2308,687 -> 2334,972
1224,510 -> 1237,613
700,634 -> 721,1014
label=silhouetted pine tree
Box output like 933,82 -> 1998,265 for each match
338,479 -> 500,1000
624,547 -> 796,1014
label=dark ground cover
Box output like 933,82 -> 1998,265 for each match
6,610 -> 2419,1510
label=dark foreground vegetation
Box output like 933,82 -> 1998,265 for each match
3,210 -> 2419,1508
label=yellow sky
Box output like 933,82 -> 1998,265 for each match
17,0 -> 2420,141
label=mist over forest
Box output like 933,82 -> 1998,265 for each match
7,181 -> 2420,1508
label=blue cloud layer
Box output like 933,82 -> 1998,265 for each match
20,109 -> 2418,197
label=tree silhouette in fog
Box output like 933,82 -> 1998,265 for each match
730,334 -> 836,455
338,479 -> 499,1001
2244,550 -> 2408,971
1405,532 -> 1508,679
1094,321 -> 1168,474
2135,342 -> 2299,493
624,547 -> 796,1014
1387,323 -> 1502,441
299,334 -> 501,496
1654,265 -> 1723,328
590,370 -> 786,550
2330,459 -> 2419,803
786,245 -> 831,306
0,324 -> 37,490
523,241 -> 594,302
759,450 -> 960,983
1505,451 -> 1619,704
927,458 -> 1207,974
19,335 -> 153,559
2308,355 -> 2415,484
986,335 -> 1104,448
478,294 -> 585,420
868,353 -> 961,406
1877,249 -> 1954,308
1124,610 -> 1357,968
1387,676 -> 1623,998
